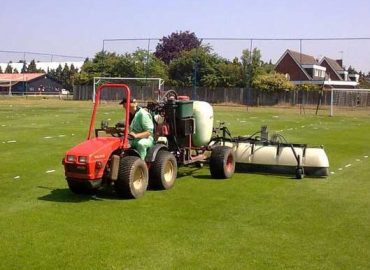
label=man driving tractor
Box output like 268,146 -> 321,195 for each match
119,97 -> 154,160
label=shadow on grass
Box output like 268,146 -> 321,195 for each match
192,174 -> 218,180
37,186 -> 130,202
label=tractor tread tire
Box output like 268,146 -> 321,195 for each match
209,146 -> 235,179
115,156 -> 148,199
149,151 -> 177,190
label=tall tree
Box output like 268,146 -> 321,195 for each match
5,63 -> 13,73
241,48 -> 264,88
0,65 -> 3,74
155,31 -> 202,64
27,60 -> 38,73
21,61 -> 27,73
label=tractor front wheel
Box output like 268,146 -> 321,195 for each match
209,146 -> 235,179
67,178 -> 93,195
115,156 -> 148,199
149,151 -> 177,190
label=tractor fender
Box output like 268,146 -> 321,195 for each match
145,144 -> 168,163
123,149 -> 141,158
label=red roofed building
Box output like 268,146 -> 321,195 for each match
275,49 -> 358,88
0,73 -> 63,94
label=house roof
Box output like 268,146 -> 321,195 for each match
0,73 -> 45,82
287,49 -> 318,65
320,57 -> 344,71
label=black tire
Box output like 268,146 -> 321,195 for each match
115,156 -> 148,199
295,167 -> 305,180
149,151 -> 177,190
209,146 -> 235,179
67,178 -> 93,195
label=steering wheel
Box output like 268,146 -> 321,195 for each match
160,90 -> 178,102
111,128 -> 124,137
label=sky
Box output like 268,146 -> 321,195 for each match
1,0 -> 370,72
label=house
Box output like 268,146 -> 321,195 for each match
0,73 -> 64,95
275,49 -> 358,88
319,57 -> 359,83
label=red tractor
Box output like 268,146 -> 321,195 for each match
62,84 -> 235,198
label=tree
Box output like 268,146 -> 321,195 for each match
214,60 -> 243,87
252,72 -> 294,91
74,49 -> 168,85
0,65 -> 3,74
27,60 -> 38,73
241,48 -> 264,88
155,31 -> 202,64
296,83 -> 321,91
347,65 -> 358,74
168,47 -> 222,87
13,68 -> 19,74
5,63 -> 13,73
21,61 -> 27,73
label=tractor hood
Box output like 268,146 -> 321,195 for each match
65,137 -> 122,161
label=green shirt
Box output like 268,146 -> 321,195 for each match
129,107 -> 154,135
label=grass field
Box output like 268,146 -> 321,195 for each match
0,97 -> 369,270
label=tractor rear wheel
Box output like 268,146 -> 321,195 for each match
149,151 -> 177,190
67,178 -> 92,195
295,167 -> 305,180
115,156 -> 148,199
209,146 -> 235,179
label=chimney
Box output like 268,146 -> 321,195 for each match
336,59 -> 343,67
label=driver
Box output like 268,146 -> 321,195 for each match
119,97 -> 154,160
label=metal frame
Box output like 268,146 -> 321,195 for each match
93,77 -> 164,103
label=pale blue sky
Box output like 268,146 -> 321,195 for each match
1,0 -> 370,72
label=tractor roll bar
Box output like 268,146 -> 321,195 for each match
87,83 -> 131,148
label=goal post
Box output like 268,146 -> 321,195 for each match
328,88 -> 370,116
92,77 -> 165,103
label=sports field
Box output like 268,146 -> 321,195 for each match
0,97 -> 369,270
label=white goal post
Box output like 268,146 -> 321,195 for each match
329,88 -> 370,116
93,77 -> 165,103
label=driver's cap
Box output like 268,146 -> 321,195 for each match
119,97 -> 136,105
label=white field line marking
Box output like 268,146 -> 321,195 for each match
58,135 -> 66,137
7,140 -> 16,143
14,176 -> 20,179
331,154 -> 369,175
1,125 -> 6,127
46,170 -> 55,173
43,136 -> 53,139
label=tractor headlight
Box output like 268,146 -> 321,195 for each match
66,155 -> 75,162
78,156 -> 88,164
